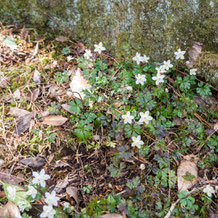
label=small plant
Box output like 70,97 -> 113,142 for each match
178,191 -> 198,211
54,71 -> 69,84
83,185 -> 92,194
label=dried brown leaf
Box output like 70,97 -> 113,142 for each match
61,104 -> 73,114
214,122 -> 218,132
54,160 -> 71,169
15,112 -> 35,136
9,107 -> 31,117
101,214 -> 124,218
20,157 -> 46,168
0,76 -> 10,88
55,35 -> 68,42
70,68 -> 91,99
26,88 -> 40,102
33,70 -> 41,83
177,154 -> 198,192
48,85 -> 59,98
0,171 -> 23,185
66,186 -> 80,205
0,201 -> 21,218
54,176 -> 69,193
42,115 -> 68,126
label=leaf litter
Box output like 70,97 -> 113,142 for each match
0,24 -> 217,217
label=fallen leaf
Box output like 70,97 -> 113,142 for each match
70,68 -> 91,99
33,70 -> 41,83
214,122 -> 218,132
0,201 -> 21,218
54,176 -> 69,193
32,41 -> 39,58
101,214 -> 124,218
42,115 -> 68,126
114,100 -> 122,108
62,104 -> 74,114
19,157 -> 46,168
0,171 -> 23,185
177,154 -> 198,192
26,88 -> 40,101
13,89 -> 21,100
55,35 -> 68,42
66,186 -> 80,205
15,112 -> 35,136
73,42 -> 86,54
9,107 -> 31,117
54,160 -> 71,169
48,85 -> 59,98
2,37 -> 18,50
0,159 -> 4,167
0,76 -> 10,88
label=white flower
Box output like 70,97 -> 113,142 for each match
7,186 -> 16,201
132,52 -> 142,65
27,185 -> 37,199
140,164 -> 145,170
156,66 -> 166,74
165,88 -> 169,93
138,111 -> 153,125
174,48 -> 186,60
40,205 -> 56,218
94,42 -> 105,54
131,135 -> 144,149
84,49 -> 92,60
190,68 -> 197,75
163,60 -> 173,71
32,169 -> 50,188
18,200 -> 31,212
44,190 -> 60,206
122,111 -> 134,124
141,55 -> 149,63
135,74 -> 146,85
152,73 -> 165,85
67,56 -> 74,62
63,202 -> 71,209
203,185 -> 215,197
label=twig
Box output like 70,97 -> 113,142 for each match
164,185 -> 207,218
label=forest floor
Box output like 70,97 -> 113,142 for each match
0,25 -> 217,218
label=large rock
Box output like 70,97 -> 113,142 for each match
0,1 -> 217,73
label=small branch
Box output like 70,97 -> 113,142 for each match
164,185 -> 208,218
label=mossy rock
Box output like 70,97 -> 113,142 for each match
195,52 -> 218,87
0,0 -> 217,63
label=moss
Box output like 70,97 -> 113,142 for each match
0,0 -> 217,63
196,52 -> 218,87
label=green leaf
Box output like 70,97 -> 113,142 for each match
182,172 -> 196,181
3,182 -> 31,210
69,99 -> 83,115
124,124 -> 132,138
2,37 -> 18,50
178,190 -> 188,199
